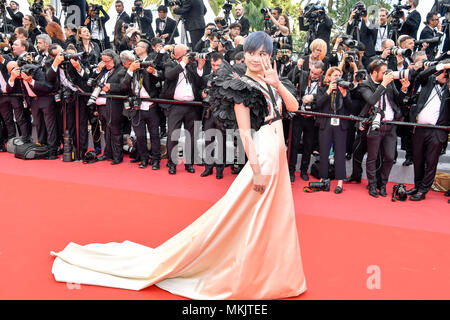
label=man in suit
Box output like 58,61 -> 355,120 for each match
406,63 -> 450,201
299,4 -> 333,53
359,59 -> 410,198
8,39 -> 58,159
347,3 -> 378,69
0,54 -> 29,141
234,4 -> 249,36
172,0 -> 207,50
130,0 -> 155,41
47,44 -> 91,160
121,42 -> 163,170
6,1 -> 24,28
419,12 -> 443,60
287,60 -> 325,182
160,44 -> 205,174
84,3 -> 110,50
374,8 -> 392,55
115,0 -> 131,24
155,5 -> 179,45
399,0 -> 421,40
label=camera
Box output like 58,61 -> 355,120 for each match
345,49 -> 359,65
278,49 -> 291,64
30,1 -> 43,16
165,0 -> 181,7
352,1 -> 367,21
303,2 -> 325,21
308,179 -> 330,192
187,52 -> 209,63
355,69 -> 367,82
19,63 -> 41,77
87,83 -> 105,106
137,59 -> 156,69
273,36 -> 289,43
62,52 -> 84,62
369,106 -> 383,132
392,184 -> 407,201
415,37 -> 441,46
390,47 -> 412,57
91,4 -> 102,13
423,60 -> 439,68
343,39 -> 359,48
126,96 -> 141,111
261,8 -> 272,15
133,1 -> 143,14
388,69 -> 411,81
335,78 -> 355,90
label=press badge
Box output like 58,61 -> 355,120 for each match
331,118 -> 340,126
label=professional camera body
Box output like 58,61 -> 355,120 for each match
352,1 -> 367,22
278,48 -> 292,64
165,0 -> 182,7
30,0 -> 44,16
187,52 -> 209,63
303,2 -> 325,22
392,184 -> 407,201
137,58 -> 156,69
335,78 -> 355,90
308,179 -> 330,192
133,0 -> 143,14
390,0 -> 411,32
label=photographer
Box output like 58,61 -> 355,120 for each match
406,62 -> 450,201
234,4 -> 249,36
200,52 -> 227,179
115,0 -> 131,24
315,67 -> 352,194
0,54 -> 29,142
90,49 -> 127,165
5,1 -> 24,29
22,15 -> 41,45
399,0 -> 421,40
375,8 -> 392,55
75,26 -> 101,67
419,12 -> 443,60
171,0 -> 207,50
288,60 -> 324,182
8,40 -> 58,159
346,2 -> 377,69
131,0 -> 155,41
84,3 -> 110,50
160,44 -> 205,175
270,13 -> 292,53
121,43 -> 163,170
193,23 -> 216,53
275,45 -> 294,78
299,3 -> 333,51
156,5 -> 179,45
47,44 -> 91,160
358,59 -> 410,198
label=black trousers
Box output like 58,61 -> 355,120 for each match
132,107 -> 161,161
289,116 -> 315,174
397,125 -> 413,160
0,96 -> 30,139
319,124 -> 347,180
203,113 -> 227,168
346,121 -> 357,155
366,124 -> 397,187
166,104 -> 198,165
30,97 -> 58,154
98,103 -> 123,161
188,29 -> 204,51
412,127 -> 446,193
65,95 -> 89,158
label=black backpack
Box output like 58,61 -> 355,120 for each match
14,142 -> 50,160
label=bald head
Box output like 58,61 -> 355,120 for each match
235,4 -> 244,18
174,44 -> 188,60
7,61 -> 17,73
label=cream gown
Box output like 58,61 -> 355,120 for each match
51,83 -> 307,300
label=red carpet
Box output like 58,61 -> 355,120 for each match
0,153 -> 449,300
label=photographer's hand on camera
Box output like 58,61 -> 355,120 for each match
101,83 -> 110,92
381,71 -> 394,87
52,53 -> 65,69
327,81 -> 338,95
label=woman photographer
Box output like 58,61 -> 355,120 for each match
315,67 -> 351,194
113,20 -> 127,52
22,15 -> 41,45
268,12 -> 292,53
76,26 -> 101,67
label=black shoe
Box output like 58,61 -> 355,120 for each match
345,153 -> 352,160
139,159 -> 149,169
159,128 -> 167,139
445,190 -> 450,197
402,158 -> 413,166
344,176 -> 361,184
130,158 -> 140,163
216,167 -> 224,179
334,186 -> 343,194
152,160 -> 160,170
300,172 -> 309,181
379,185 -> 387,197
0,144 -> 6,152
410,191 -> 426,201
290,172 -> 295,183
168,165 -> 176,175
57,147 -> 64,155
98,155 -> 112,161
406,188 -> 418,196
231,166 -> 243,174
368,186 -> 379,198
185,164 -> 195,173
111,159 -> 122,165
201,166 -> 214,177
47,154 -> 58,160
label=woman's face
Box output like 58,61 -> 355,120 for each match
278,15 -> 286,26
312,47 -> 322,60
244,45 -> 270,74
80,28 -> 91,40
22,16 -> 31,27
330,70 -> 342,83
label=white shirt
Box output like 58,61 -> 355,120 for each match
417,85 -> 442,125
126,68 -> 155,110
375,24 -> 389,52
173,61 -> 203,101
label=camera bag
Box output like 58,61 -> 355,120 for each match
310,159 -> 335,180
14,142 -> 50,160
432,172 -> 450,192
6,136 -> 31,154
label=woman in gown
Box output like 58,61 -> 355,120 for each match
50,31 -> 307,300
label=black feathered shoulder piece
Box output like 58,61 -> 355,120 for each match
208,61 -> 269,131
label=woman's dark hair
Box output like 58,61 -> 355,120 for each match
113,20 -> 125,46
243,31 -> 273,55
101,49 -> 121,66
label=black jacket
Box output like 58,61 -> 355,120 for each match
419,25 -> 442,59
315,86 -> 352,130
116,11 -> 131,24
6,7 -> 24,28
299,15 -> 333,46
346,19 -> 377,57
120,56 -> 163,99
400,10 -> 421,39
155,17 -> 179,44
235,16 -> 250,36
358,76 -> 405,121
160,59 -> 202,102
130,9 -> 155,40
173,0 -> 207,32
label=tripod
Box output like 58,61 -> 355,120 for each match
303,19 -> 318,55
168,15 -> 191,49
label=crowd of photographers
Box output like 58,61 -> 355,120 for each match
0,0 -> 448,201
